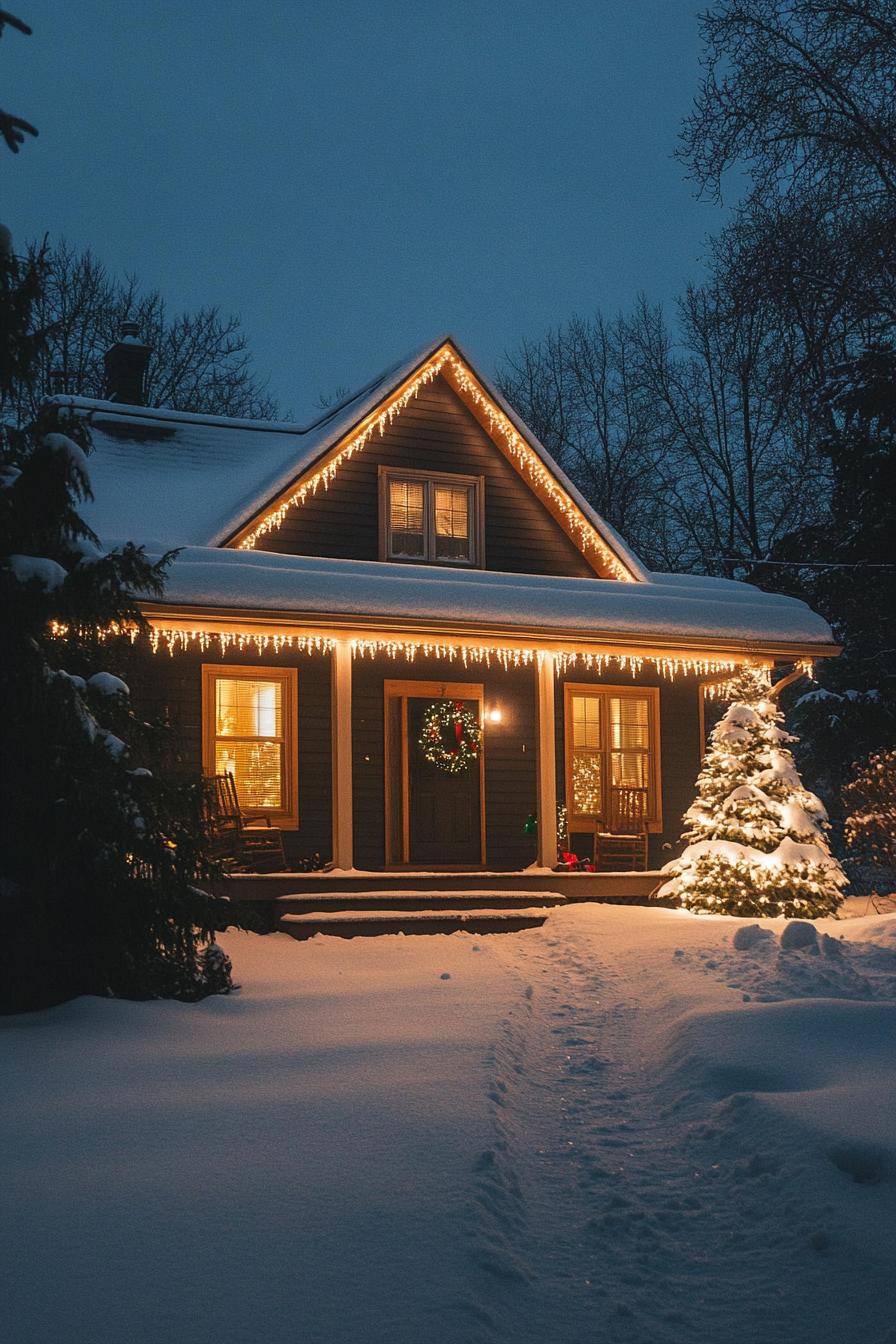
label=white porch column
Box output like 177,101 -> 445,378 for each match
535,651 -> 558,869
330,638 -> 354,871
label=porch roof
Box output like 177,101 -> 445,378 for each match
136,545 -> 837,657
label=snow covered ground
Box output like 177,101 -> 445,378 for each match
2,903 -> 895,1344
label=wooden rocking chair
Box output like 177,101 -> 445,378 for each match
595,787 -> 649,872
203,772 -> 287,873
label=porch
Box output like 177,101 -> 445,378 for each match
219,867 -> 665,904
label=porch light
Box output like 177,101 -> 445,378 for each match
486,706 -> 503,724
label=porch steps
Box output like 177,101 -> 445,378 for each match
275,889 -> 566,939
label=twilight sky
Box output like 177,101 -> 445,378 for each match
5,0 -> 729,417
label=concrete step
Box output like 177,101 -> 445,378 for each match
278,906 -> 554,939
275,889 -> 568,916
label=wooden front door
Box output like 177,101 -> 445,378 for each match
384,681 -> 485,867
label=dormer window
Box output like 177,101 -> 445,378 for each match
379,467 -> 483,566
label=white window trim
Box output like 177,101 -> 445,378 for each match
378,465 -> 485,567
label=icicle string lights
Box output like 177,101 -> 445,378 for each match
136,623 -> 740,678
234,347 -> 636,582
146,627 -> 335,658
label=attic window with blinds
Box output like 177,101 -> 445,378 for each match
380,467 -> 482,566
564,684 -> 661,830
201,665 -> 298,828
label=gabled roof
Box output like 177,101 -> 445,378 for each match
56,336 -> 650,582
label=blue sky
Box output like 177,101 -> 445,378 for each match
5,1 -> 727,416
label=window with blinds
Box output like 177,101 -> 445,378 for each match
389,480 -> 425,558
382,469 -> 480,565
565,686 -> 659,827
202,665 -> 298,826
434,485 -> 470,560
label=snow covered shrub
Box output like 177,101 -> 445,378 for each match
0,241 -> 227,1011
194,941 -> 234,997
658,666 -> 846,918
843,751 -> 896,871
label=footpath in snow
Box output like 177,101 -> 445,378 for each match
2,902 -> 895,1344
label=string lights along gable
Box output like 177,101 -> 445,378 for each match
232,345 -> 637,583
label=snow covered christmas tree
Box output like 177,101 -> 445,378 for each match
658,665 -> 846,917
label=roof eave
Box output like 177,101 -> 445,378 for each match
137,599 -> 841,662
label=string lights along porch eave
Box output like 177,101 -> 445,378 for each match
220,340 -> 642,584
136,602 -> 841,670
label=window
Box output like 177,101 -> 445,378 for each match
202,665 -> 298,828
564,685 -> 661,829
380,467 -> 482,566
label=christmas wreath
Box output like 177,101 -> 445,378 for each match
419,699 -> 482,774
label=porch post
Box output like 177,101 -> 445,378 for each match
535,651 -> 558,869
331,638 -> 354,871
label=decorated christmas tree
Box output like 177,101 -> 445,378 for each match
658,666 -> 846,917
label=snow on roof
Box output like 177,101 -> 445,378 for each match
54,335 -> 649,580
137,545 -> 836,651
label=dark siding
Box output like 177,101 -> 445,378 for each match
261,374 -> 596,578
555,671 -> 702,868
123,643 -> 702,873
351,652 -> 538,871
124,642 -> 332,865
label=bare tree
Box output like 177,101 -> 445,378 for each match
496,314 -> 664,566
680,0 -> 896,206
499,288 -> 827,576
6,240 -> 280,424
630,286 -> 825,573
682,1 -> 896,376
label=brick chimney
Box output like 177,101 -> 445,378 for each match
103,321 -> 151,404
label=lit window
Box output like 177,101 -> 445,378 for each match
565,686 -> 660,828
381,469 -> 481,565
202,666 -> 298,827
389,480 -> 425,558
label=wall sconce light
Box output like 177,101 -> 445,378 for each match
486,706 -> 503,724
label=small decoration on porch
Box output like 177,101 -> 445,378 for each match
554,850 -> 595,873
557,802 -> 569,850
419,699 -> 481,774
657,666 -> 846,917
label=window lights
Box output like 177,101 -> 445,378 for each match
202,665 -> 298,827
564,684 -> 661,829
380,467 -> 482,566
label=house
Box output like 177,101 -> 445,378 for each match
66,334 -> 838,893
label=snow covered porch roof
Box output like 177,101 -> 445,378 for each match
136,546 -> 840,663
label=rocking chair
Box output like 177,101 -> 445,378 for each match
595,787 -> 649,872
203,772 -> 287,873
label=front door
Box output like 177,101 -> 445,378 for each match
384,681 -> 485,866
407,697 -> 482,865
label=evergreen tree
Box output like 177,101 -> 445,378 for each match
750,345 -> 896,806
843,750 -> 896,877
659,666 -> 846,917
0,239 -> 229,1011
